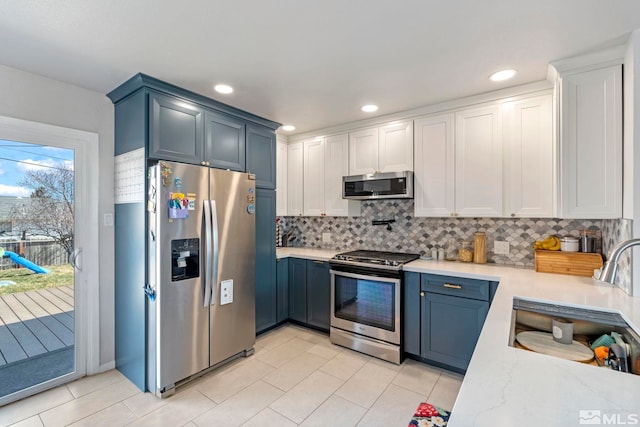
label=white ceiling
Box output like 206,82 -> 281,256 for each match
1,1 -> 640,134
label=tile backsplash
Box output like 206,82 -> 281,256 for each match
279,199 -> 633,293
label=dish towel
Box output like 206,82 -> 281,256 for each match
408,402 -> 450,427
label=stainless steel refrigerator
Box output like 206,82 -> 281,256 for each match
146,161 -> 256,397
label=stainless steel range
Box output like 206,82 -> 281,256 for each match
329,250 -> 420,364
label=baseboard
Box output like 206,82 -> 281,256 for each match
99,360 -> 116,373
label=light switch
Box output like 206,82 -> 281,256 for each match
220,279 -> 233,305
322,232 -> 332,243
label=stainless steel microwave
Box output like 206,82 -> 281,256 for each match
342,171 -> 414,200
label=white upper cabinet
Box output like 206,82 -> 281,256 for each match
348,121 -> 413,175
503,94 -> 554,217
414,93 -> 554,218
378,121 -> 414,173
455,105 -> 503,217
414,114 -> 455,217
324,134 -> 359,216
287,141 -> 303,216
559,64 -> 622,218
275,137 -> 288,216
303,134 -> 360,217
303,138 -> 325,216
348,127 -> 379,175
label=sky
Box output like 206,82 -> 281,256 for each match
0,139 -> 74,197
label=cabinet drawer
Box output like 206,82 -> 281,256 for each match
421,274 -> 490,301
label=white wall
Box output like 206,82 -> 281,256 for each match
624,30 -> 640,297
0,65 -> 115,368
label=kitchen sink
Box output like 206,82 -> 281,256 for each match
509,297 -> 640,375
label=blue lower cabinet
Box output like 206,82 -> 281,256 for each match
403,272 -> 421,356
288,258 -> 307,323
420,291 -> 489,371
276,258 -> 289,323
403,273 -> 495,371
306,260 -> 330,331
255,189 -> 276,334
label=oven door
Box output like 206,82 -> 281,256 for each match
330,268 -> 400,344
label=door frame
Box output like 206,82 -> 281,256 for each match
0,115 -> 99,404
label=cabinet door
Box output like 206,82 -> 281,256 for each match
204,110 -> 245,171
403,272 -> 421,356
348,127 -> 379,175
303,138 -> 325,216
378,121 -> 413,172
306,260 -> 331,331
276,138 -> 288,216
414,114 -> 455,217
288,258 -> 307,323
255,189 -> 277,334
287,142 -> 304,216
256,188 -> 277,332
324,133 -> 360,216
247,124 -> 276,189
560,65 -> 622,218
455,105 -> 503,217
421,292 -> 488,371
276,258 -> 289,323
149,91 -> 203,164
503,95 -> 553,217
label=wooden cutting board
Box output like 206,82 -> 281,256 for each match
516,331 -> 594,362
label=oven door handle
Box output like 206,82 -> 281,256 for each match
329,269 -> 401,284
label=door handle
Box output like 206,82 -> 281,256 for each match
68,249 -> 82,271
203,200 -> 212,307
210,199 -> 219,307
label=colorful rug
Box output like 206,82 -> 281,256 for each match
408,402 -> 450,426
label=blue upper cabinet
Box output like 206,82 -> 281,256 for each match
246,124 -> 276,189
108,73 -> 280,170
149,91 -> 204,164
204,111 -> 245,171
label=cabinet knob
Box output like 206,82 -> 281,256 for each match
511,213 -> 515,217
201,161 -> 206,166
420,292 -> 425,297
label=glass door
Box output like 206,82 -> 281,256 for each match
0,115 -> 98,406
0,140 -> 76,399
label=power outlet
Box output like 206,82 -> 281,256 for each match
322,232 -> 332,243
494,241 -> 510,255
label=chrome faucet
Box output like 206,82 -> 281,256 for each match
599,238 -> 640,284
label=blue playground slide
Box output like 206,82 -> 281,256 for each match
4,250 -> 49,274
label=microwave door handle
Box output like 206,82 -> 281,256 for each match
203,200 -> 213,307
210,199 -> 219,307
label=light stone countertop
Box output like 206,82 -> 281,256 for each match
277,248 -> 640,425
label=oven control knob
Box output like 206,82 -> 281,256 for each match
391,261 -> 399,267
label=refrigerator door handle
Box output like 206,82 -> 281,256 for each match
210,199 -> 219,306
203,200 -> 213,307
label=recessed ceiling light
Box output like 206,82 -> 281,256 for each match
282,125 -> 296,132
214,84 -> 234,94
489,69 -> 517,82
361,104 -> 379,113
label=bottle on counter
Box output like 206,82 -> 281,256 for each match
458,240 -> 474,263
473,232 -> 486,264
445,242 -> 458,261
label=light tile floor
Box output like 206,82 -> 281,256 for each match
0,324 -> 463,427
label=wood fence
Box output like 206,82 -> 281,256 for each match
0,240 -> 67,269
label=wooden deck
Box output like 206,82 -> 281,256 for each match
0,285 -> 74,366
